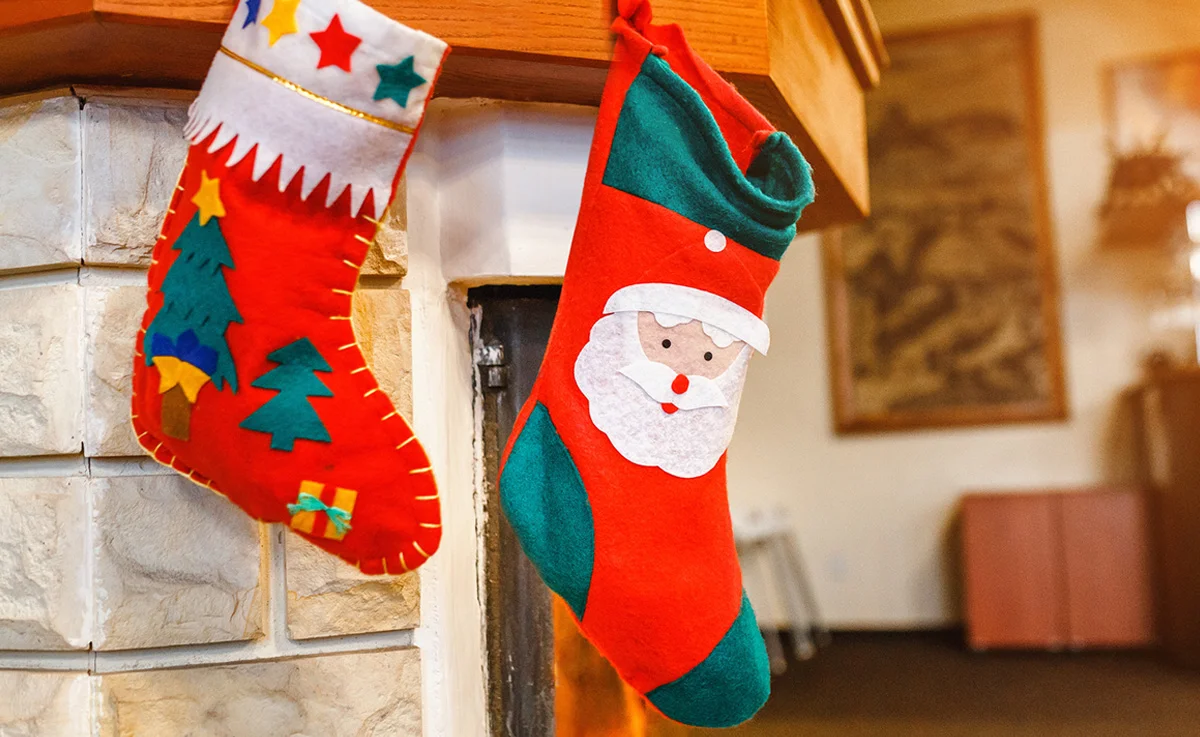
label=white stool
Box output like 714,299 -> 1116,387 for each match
733,507 -> 830,674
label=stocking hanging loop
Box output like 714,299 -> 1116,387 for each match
618,0 -> 653,31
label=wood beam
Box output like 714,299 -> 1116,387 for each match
0,0 -> 885,229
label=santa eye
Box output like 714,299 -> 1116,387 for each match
704,352 -> 713,361
662,339 -> 672,349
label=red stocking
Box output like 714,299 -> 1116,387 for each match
131,0 -> 447,574
497,0 -> 815,727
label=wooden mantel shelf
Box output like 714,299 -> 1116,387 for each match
0,0 -> 886,229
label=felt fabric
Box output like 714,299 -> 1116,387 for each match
646,594 -> 771,728
131,0 -> 447,575
602,55 -> 812,260
153,356 -> 214,404
310,15 -> 362,71
497,0 -> 814,727
289,480 -> 357,541
604,283 -> 770,354
239,338 -> 335,451
186,0 -> 448,217
145,213 -> 241,392
500,402 -> 595,619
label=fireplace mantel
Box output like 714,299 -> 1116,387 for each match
0,0 -> 885,229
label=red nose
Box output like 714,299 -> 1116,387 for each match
671,374 -> 690,394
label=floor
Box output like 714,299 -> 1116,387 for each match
707,632 -> 1200,737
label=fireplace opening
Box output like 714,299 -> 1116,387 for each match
472,286 -> 686,737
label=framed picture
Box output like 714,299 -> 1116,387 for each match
824,17 -> 1067,433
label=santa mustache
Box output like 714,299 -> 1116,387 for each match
618,360 -> 730,410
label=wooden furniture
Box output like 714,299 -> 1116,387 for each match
961,489 -> 1154,651
0,0 -> 885,231
1133,367 -> 1200,668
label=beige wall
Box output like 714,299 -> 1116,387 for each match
729,0 -> 1200,627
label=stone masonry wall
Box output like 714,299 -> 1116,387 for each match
0,92 -> 423,736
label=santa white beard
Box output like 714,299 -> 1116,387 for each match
574,311 -> 752,479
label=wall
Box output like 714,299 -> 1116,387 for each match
728,0 -> 1200,627
0,91 -> 428,734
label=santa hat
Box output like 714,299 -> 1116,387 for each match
600,196 -> 799,356
597,43 -> 815,356
605,281 -> 770,353
602,226 -> 777,354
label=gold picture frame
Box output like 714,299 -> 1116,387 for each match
824,17 -> 1067,433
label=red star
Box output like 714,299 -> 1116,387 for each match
310,15 -> 362,72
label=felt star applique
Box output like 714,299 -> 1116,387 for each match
374,56 -> 427,108
310,14 -> 362,72
262,0 -> 301,46
241,0 -> 262,28
192,171 -> 226,226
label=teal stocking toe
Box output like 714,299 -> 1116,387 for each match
499,402 -> 595,618
646,593 -> 771,728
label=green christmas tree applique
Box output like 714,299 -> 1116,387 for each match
240,338 -> 334,451
145,210 -> 243,440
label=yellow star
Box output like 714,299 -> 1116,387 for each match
191,171 -> 226,226
262,0 -> 301,46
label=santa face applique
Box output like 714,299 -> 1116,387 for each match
575,285 -> 763,479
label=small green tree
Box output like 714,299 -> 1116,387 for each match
146,213 -> 242,439
240,338 -> 334,451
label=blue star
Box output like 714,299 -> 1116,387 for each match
374,56 -> 427,108
242,0 -> 262,28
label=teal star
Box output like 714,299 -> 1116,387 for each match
374,56 -> 426,108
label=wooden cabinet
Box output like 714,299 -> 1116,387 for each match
1060,492 -> 1157,647
962,493 -> 1066,649
1134,368 -> 1200,668
961,489 -> 1154,651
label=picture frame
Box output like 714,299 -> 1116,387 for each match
823,16 -> 1068,433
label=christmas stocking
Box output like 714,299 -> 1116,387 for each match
497,0 -> 814,728
131,0 -> 447,575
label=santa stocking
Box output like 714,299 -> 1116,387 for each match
131,0 -> 447,574
497,0 -> 814,728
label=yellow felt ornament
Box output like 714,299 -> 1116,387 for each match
152,356 -> 213,404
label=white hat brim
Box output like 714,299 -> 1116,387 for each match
603,283 -> 770,354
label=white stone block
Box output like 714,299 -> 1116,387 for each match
0,478 -> 89,650
99,649 -> 421,736
84,100 -> 189,266
0,672 -> 91,736
0,285 -> 84,457
351,287 -> 413,416
0,97 -> 82,272
85,285 -> 145,457
286,533 -> 420,639
362,180 -> 408,276
92,475 -> 264,650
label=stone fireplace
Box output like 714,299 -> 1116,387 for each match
0,89 -> 428,734
0,87 -> 601,735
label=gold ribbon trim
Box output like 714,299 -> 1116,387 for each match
219,46 -> 416,135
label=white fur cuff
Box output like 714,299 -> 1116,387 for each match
185,0 -> 448,217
